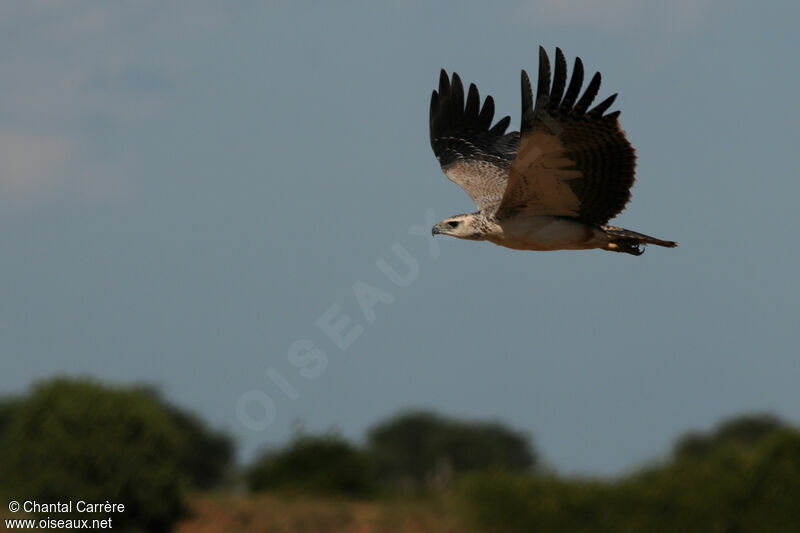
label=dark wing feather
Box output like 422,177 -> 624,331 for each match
574,72 -> 601,114
430,70 -> 519,212
549,48 -> 568,110
489,115 -> 511,136
560,57 -> 584,109
535,47 -> 551,110
497,47 -> 636,225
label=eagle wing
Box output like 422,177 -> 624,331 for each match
496,47 -> 636,225
430,70 -> 519,213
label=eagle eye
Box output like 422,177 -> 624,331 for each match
447,220 -> 460,228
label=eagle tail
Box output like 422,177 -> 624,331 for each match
602,225 -> 677,255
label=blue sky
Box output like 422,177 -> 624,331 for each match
1,1 -> 799,475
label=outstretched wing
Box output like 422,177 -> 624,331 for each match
430,70 -> 519,213
496,47 -> 636,225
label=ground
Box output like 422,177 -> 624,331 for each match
175,493 -> 476,533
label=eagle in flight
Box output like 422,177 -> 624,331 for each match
430,47 -> 676,255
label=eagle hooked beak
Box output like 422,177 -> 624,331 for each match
431,225 -> 441,236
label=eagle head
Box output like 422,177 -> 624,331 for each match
432,213 -> 486,240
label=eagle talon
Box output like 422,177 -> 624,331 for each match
607,241 -> 645,255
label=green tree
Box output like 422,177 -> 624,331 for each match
0,397 -> 21,442
135,386 -> 234,490
457,413 -> 800,533
367,411 -> 535,487
739,431 -> 800,532
673,413 -> 785,459
0,378 -> 231,532
248,433 -> 376,496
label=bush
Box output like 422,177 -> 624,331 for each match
740,431 -> 800,532
0,378 -> 233,532
248,433 -> 377,496
673,413 -> 785,459
457,470 -> 621,533
136,386 -> 234,490
457,415 -> 800,533
367,411 -> 535,487
0,397 -> 21,443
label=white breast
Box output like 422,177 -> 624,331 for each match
489,216 -> 607,251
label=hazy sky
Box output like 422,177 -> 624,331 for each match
2,1 -> 799,476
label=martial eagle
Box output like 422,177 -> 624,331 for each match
429,47 -> 676,255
